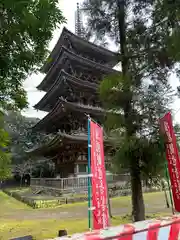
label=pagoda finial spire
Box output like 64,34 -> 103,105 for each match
75,2 -> 85,38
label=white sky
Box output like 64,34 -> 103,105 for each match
22,0 -> 84,119
22,0 -> 180,123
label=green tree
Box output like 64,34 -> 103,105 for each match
0,112 -> 11,179
0,0 -> 65,178
0,0 -> 65,110
174,123 -> 180,151
83,0 -> 178,221
4,111 -> 42,164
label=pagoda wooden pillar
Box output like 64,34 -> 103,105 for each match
54,156 -> 76,178
58,163 -> 75,178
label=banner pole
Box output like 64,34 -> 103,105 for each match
164,162 -> 174,214
107,182 -> 112,218
161,179 -> 169,208
87,118 -> 92,230
102,126 -> 112,220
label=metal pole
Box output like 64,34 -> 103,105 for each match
87,118 -> 92,230
164,162 -> 174,214
107,182 -> 112,218
161,179 -> 169,208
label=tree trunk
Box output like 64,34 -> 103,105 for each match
130,159 -> 145,221
20,174 -> 23,188
117,0 -> 145,221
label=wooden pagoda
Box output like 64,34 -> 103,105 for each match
28,27 -> 119,178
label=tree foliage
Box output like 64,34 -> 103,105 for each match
0,0 -> 65,110
3,111 -> 51,179
4,111 -> 42,164
0,0 -> 65,178
32,160 -> 55,178
101,73 -> 173,178
0,112 -> 11,179
83,0 -> 179,221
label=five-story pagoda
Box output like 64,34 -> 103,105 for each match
28,25 -> 119,178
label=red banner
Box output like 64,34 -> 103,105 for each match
90,120 -> 109,229
159,112 -> 180,212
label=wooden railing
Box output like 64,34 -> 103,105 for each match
31,174 -> 130,191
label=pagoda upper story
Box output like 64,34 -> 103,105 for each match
34,70 -> 99,112
38,44 -> 119,92
41,27 -> 119,75
33,27 -> 120,134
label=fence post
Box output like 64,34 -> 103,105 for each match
107,183 -> 112,218
61,178 -> 63,190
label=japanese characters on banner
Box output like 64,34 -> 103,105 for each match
90,120 -> 109,230
159,112 -> 180,212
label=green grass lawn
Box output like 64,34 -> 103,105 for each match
0,190 -> 172,240
0,214 -> 169,240
0,217 -> 131,240
4,188 -> 89,208
0,191 -> 31,212
4,188 -> 169,210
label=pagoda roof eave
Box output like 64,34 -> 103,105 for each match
60,97 -> 106,115
26,131 -> 112,157
32,97 -> 110,132
26,135 -> 61,156
41,27 -> 120,73
32,100 -> 64,132
34,70 -> 98,111
37,47 -> 120,92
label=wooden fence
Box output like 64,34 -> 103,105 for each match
30,174 -> 130,191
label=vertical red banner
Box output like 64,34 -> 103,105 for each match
90,120 -> 109,229
159,112 -> 180,212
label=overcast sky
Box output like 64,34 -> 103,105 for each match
22,0 -> 180,123
22,0 -> 84,119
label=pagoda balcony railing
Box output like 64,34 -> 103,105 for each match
65,130 -> 88,136
59,129 -> 111,139
30,174 -> 130,191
